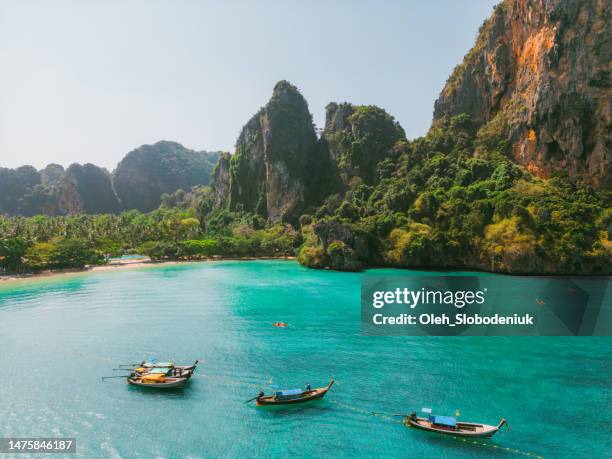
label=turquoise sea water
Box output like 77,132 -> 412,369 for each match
0,260 -> 610,458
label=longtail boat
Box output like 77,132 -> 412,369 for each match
127,373 -> 189,389
133,360 -> 199,379
405,411 -> 507,438
254,379 -> 334,406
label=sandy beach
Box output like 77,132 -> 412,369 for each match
0,256 -> 297,283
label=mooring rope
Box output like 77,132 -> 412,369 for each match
194,373 -> 261,389
449,435 -> 544,458
330,400 -> 403,423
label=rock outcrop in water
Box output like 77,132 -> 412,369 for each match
433,0 -> 611,188
113,141 -> 221,212
227,81 -> 329,222
312,220 -> 371,271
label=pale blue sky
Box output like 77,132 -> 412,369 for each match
0,0 -> 498,170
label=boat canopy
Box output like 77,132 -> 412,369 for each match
143,362 -> 173,368
429,415 -> 457,427
148,367 -> 171,374
276,389 -> 303,397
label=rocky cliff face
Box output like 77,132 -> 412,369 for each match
212,152 -> 231,207
313,220 -> 371,271
113,141 -> 221,212
322,103 -> 405,185
0,166 -> 42,215
58,164 -> 120,214
0,163 -> 121,216
0,142 -> 222,216
433,0 -> 611,188
40,164 -> 65,187
228,81 -> 327,222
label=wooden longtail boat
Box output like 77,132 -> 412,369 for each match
133,360 -> 199,379
405,412 -> 507,438
255,379 -> 334,406
127,373 -> 189,389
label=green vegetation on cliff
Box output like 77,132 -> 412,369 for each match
1,111 -> 609,275
298,114 -> 610,274
114,141 -> 221,212
322,103 -> 405,186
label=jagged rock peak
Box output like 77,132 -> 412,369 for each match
212,152 -> 231,207
40,164 -> 65,186
273,80 -> 301,96
229,80 -> 324,223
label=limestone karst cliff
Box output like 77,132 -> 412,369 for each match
0,142 -> 221,216
227,81 -> 330,222
321,102 -> 406,186
222,84 -> 406,222
0,166 -> 41,215
58,163 -> 120,214
113,141 -> 221,212
212,152 -> 231,208
433,0 -> 611,188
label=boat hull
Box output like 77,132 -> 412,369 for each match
127,377 -> 188,389
136,367 -> 195,379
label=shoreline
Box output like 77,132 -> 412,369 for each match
2,256 -> 606,285
0,256 -> 297,284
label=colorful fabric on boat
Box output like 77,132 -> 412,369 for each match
134,367 -> 146,373
429,415 -> 456,427
141,373 -> 165,382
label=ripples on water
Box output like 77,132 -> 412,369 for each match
0,261 -> 610,458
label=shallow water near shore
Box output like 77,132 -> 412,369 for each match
0,260 -> 610,458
